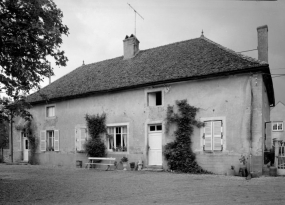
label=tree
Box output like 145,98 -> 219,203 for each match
0,0 -> 69,98
0,121 -> 9,148
0,121 -> 9,162
0,96 -> 32,162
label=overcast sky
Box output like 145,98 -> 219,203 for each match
47,0 -> 285,104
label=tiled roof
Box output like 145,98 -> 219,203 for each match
28,36 -> 273,104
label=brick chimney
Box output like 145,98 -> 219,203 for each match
123,34 -> 140,60
257,25 -> 268,63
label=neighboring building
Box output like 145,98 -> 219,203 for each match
12,26 -> 274,175
265,101 -> 285,175
270,102 -> 285,141
264,101 -> 285,151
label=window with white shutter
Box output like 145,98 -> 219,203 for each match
203,120 -> 223,152
54,130 -> 59,151
75,128 -> 87,152
40,130 -> 46,152
203,122 -> 212,151
42,130 -> 60,152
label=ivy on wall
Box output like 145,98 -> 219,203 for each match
84,113 -> 107,157
16,120 -> 38,164
164,99 -> 211,174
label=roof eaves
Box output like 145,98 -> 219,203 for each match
29,65 -> 269,106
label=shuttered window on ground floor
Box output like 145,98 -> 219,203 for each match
40,130 -> 60,152
75,128 -> 87,152
203,120 -> 223,152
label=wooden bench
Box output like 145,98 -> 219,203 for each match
86,157 -> 117,171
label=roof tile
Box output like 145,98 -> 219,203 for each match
28,37 -> 268,103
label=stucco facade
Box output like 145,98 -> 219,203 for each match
12,73 -> 270,175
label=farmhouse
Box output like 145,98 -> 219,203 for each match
13,25 -> 274,175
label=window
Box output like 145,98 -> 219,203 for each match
25,138 -> 29,150
203,120 -> 223,151
40,130 -> 59,151
147,91 -> 162,106
272,122 -> 283,131
75,128 -> 87,152
149,124 -> 162,132
46,106 -> 55,118
107,126 -> 127,152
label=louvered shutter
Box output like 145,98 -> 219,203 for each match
80,128 -> 87,151
40,130 -> 46,152
54,130 -> 60,151
213,121 -> 223,151
75,128 -> 80,151
204,122 -> 212,151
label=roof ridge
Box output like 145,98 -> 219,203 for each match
200,36 -> 268,66
141,37 -> 201,52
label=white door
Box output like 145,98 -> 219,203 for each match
23,137 -> 29,161
148,125 -> 162,165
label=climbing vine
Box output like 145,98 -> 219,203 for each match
16,120 -> 38,164
164,99 -> 211,173
84,113 -> 107,157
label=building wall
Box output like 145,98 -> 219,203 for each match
250,74 -> 270,175
12,73 -> 269,174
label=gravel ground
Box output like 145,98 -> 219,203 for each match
1,164 -> 285,205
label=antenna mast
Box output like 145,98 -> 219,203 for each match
127,3 -> 144,36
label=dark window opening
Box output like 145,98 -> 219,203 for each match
157,125 -> 162,131
150,126 -> 156,131
148,91 -> 162,106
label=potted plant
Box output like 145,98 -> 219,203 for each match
239,155 -> 247,168
129,162 -> 135,171
120,156 -> 128,170
239,155 -> 248,177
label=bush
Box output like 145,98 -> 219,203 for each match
85,113 -> 106,138
84,138 -> 106,157
84,113 -> 107,157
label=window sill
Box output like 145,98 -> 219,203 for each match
45,116 -> 56,120
272,130 -> 283,132
107,150 -> 128,154
76,151 -> 86,153
147,105 -> 164,108
197,150 -> 225,155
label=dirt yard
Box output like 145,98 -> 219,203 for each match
0,164 -> 285,205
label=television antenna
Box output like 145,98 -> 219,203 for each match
127,3 -> 144,36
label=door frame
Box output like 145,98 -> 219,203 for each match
21,132 -> 30,162
145,120 -> 164,166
